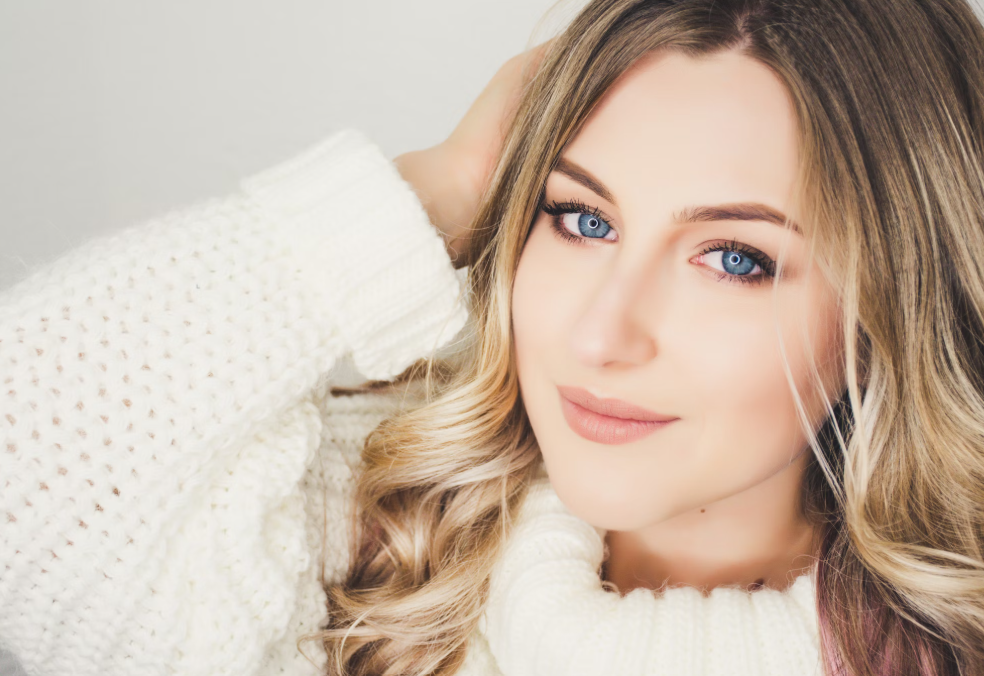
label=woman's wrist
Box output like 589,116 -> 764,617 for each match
394,144 -> 476,269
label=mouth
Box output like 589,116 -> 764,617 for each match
557,385 -> 678,445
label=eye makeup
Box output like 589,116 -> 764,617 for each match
539,198 -> 779,287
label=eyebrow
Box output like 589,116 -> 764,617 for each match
553,156 -> 802,235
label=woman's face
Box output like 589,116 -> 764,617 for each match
511,48 -> 845,532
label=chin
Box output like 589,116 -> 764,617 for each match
545,471 -> 668,532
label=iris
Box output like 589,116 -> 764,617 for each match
721,251 -> 756,275
578,213 -> 611,238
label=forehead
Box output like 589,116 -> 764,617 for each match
560,49 -> 800,214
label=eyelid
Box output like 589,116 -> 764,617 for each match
691,240 -> 778,286
542,200 -> 619,246
539,196 -> 781,280
541,197 -> 619,233
696,240 -> 776,271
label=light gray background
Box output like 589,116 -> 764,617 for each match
0,0 -> 583,294
0,2 -> 584,673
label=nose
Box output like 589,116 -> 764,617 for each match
568,265 -> 659,369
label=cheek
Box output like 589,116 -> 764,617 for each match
686,310 -> 800,439
771,272 -> 846,426
686,321 -> 807,507
671,281 -> 843,515
511,226 -> 578,378
682,263 -> 844,442
656,302 -> 809,501
685,282 -> 839,466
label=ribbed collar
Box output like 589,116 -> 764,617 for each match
477,479 -> 822,676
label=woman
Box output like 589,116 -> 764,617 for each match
2,1 -> 983,676
323,0 -> 984,674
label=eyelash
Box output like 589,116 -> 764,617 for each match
540,198 -> 778,287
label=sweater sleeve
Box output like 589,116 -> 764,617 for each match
0,129 -> 470,676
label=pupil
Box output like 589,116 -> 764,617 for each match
587,217 -> 598,229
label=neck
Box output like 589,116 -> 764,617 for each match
601,450 -> 818,595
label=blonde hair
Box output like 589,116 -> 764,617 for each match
301,1 -> 984,674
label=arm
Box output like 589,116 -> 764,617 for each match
0,128 -> 468,676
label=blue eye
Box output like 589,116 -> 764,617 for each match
541,199 -> 616,243
539,198 -> 778,288
694,240 -> 777,287
572,212 -> 612,238
721,251 -> 758,275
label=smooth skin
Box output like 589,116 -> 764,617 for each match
397,46 -> 845,594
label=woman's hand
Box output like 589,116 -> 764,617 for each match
395,40 -> 552,269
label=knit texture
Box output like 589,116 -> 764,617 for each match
474,480 -> 822,676
0,128 -> 823,676
0,128 -> 469,676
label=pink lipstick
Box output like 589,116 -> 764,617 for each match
557,385 -> 678,445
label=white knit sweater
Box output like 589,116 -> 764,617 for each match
0,129 -> 823,676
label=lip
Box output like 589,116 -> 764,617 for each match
557,386 -> 677,421
557,385 -> 678,445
